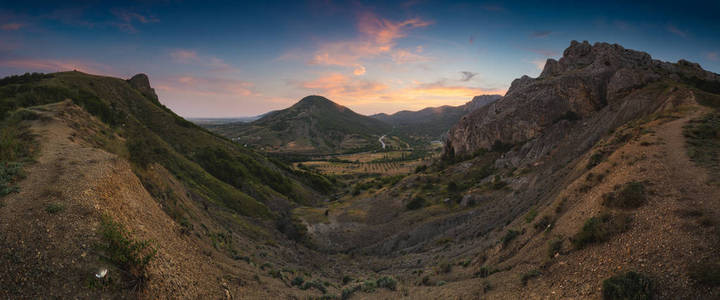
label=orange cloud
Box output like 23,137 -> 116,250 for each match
308,13 -> 432,71
300,73 -> 388,98
297,73 -> 505,114
357,13 -> 432,44
353,65 -> 366,75
1,23 -> 23,31
392,49 -> 431,64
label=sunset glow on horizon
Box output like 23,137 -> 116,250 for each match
1,1 -> 719,117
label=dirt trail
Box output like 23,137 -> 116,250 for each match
0,101 -> 226,298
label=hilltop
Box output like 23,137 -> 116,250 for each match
206,95 -> 391,154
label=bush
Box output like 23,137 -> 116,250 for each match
45,203 -> 64,214
525,208 -> 538,223
520,269 -> 541,286
291,276 -> 305,286
376,276 -> 397,291
97,215 -> 156,284
534,215 -> 553,232
439,261 -> 453,273
501,229 -> 521,247
602,181 -> 646,209
547,237 -> 563,258
406,196 -> 426,210
342,275 -> 353,285
301,279 -> 327,293
587,152 -> 605,169
689,262 -> 720,286
341,285 -> 360,300
360,280 -> 377,293
602,271 -> 653,300
572,213 -> 632,249
474,266 -> 498,278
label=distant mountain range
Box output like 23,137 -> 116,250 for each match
205,95 -> 390,154
372,94 -> 501,139
202,94 -> 502,153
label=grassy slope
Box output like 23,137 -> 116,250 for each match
0,71 -> 331,219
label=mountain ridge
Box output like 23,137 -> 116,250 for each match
206,95 -> 391,154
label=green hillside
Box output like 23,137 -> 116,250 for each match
0,71 -> 334,219
205,95 -> 391,154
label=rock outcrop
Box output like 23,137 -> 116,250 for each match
128,73 -> 159,102
445,41 -> 720,160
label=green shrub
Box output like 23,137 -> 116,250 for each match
587,152 -> 605,169
602,181 -> 646,209
291,276 -> 305,286
572,213 -> 632,249
547,237 -> 563,258
689,262 -> 720,286
439,261 -> 453,273
301,279 -> 327,293
525,208 -> 538,223
97,215 -> 156,284
360,279 -> 377,292
602,271 -> 652,300
520,269 -> 541,286
341,285 -> 360,300
342,275 -> 353,285
376,276 -> 397,290
501,229 -> 521,247
406,196 -> 426,210
534,215 -> 553,232
45,203 -> 64,214
474,266 -> 499,278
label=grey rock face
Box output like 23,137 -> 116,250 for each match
127,73 -> 159,101
445,41 -> 719,158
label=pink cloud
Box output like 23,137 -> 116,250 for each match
170,49 -> 237,73
1,23 -> 23,31
299,73 -> 388,98
353,65 -> 366,75
357,13 -> 432,44
392,49 -> 431,64
307,12 -> 433,72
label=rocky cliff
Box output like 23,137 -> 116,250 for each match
445,41 -> 720,161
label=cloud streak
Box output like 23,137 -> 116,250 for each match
307,12 -> 432,73
531,30 -> 552,38
666,24 -> 687,37
1,23 -> 23,31
170,49 -> 237,73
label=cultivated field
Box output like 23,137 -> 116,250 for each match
295,150 -> 440,176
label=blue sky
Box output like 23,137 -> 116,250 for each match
1,0 -> 719,117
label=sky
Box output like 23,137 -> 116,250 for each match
1,1 -> 719,117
